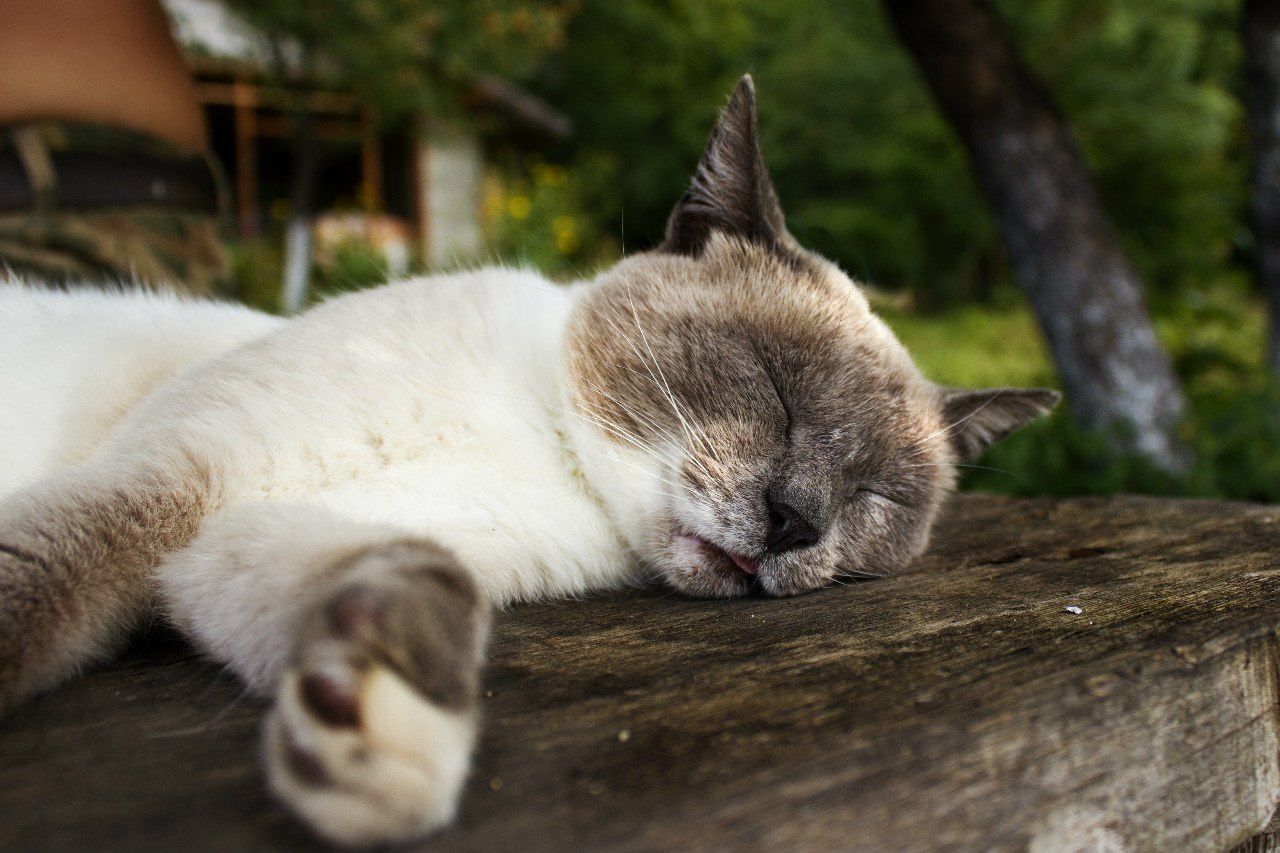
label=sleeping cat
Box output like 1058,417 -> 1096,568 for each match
0,76 -> 1057,845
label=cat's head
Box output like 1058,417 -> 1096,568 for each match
565,76 -> 1058,597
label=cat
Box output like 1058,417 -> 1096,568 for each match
0,76 -> 1058,845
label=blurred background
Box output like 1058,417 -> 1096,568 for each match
2,0 -> 1278,502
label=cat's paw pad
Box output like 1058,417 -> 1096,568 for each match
265,658 -> 474,847
264,545 -> 486,846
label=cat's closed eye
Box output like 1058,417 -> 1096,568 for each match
854,486 -> 899,507
762,371 -> 793,429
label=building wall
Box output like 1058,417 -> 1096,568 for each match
418,121 -> 484,266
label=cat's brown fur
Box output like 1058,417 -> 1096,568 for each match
0,458 -> 212,712
568,76 -> 1058,598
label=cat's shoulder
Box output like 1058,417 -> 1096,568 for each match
0,280 -> 280,341
299,265 -> 576,340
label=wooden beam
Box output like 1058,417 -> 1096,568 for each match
252,115 -> 362,141
193,80 -> 360,115
359,107 -> 382,212
1,494 -> 1278,850
231,78 -> 259,238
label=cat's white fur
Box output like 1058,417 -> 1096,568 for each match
1,272 -> 643,603
0,272 -> 650,842
0,285 -> 279,492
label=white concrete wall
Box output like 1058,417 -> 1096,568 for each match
417,122 -> 484,266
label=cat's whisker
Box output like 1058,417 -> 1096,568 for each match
584,305 -> 718,482
903,394 -> 1003,454
527,277 -> 720,481
498,433 -> 688,500
623,295 -> 723,472
897,460 -> 1021,479
568,416 -> 685,487
578,385 -> 703,474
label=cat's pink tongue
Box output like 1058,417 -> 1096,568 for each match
730,552 -> 759,575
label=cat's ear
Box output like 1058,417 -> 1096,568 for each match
939,387 -> 1062,461
659,74 -> 793,256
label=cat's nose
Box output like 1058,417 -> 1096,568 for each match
764,490 -> 823,554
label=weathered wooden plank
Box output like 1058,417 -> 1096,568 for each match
0,494 -> 1278,851
1235,808 -> 1280,853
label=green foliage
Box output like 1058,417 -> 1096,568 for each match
1000,0 -> 1245,299
230,238 -> 413,310
312,240 -> 401,298
221,0 -> 576,122
883,284 -> 1280,503
484,155 -> 618,277
530,0 -> 1247,307
877,302 -> 1057,389
228,240 -> 283,313
525,0 -> 756,248
963,384 -> 1280,503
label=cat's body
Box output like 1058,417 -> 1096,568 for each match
0,267 -> 634,663
0,285 -> 280,494
0,78 -> 1057,845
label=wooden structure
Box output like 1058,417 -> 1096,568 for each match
163,0 -> 567,266
1,493 -> 1279,851
184,58 -> 491,268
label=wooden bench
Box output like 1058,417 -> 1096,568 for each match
2,494 -> 1279,851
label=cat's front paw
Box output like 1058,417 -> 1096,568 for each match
265,661 -> 474,846
263,546 -> 488,846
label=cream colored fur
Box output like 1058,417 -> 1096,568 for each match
0,271 -> 642,844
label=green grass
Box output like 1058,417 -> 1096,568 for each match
881,303 -> 1057,389
882,285 -> 1280,503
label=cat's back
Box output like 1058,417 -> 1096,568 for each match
214,266 -> 573,425
0,284 -> 280,494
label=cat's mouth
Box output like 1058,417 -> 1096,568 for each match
672,530 -> 759,585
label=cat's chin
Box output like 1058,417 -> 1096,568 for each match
657,530 -> 758,599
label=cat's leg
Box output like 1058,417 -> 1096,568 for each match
269,540 -> 488,845
159,503 -> 490,846
0,457 -> 211,712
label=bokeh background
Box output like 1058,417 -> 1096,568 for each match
36,1 -> 1280,501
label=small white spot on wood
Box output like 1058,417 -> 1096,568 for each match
1065,605 -> 1083,615
617,729 -> 631,743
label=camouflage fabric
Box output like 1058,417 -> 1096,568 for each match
0,123 -> 230,296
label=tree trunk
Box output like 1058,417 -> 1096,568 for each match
1242,0 -> 1280,379
884,0 -> 1189,471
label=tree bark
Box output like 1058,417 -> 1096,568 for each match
1242,0 -> 1280,379
884,0 -> 1188,471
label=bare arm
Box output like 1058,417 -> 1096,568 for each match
0,0 -> 207,152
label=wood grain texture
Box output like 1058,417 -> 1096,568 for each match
1,494 -> 1278,851
1236,808 -> 1280,853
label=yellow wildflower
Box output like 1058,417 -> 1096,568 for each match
506,195 -> 532,220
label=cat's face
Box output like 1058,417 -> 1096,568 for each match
566,76 -> 1058,597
